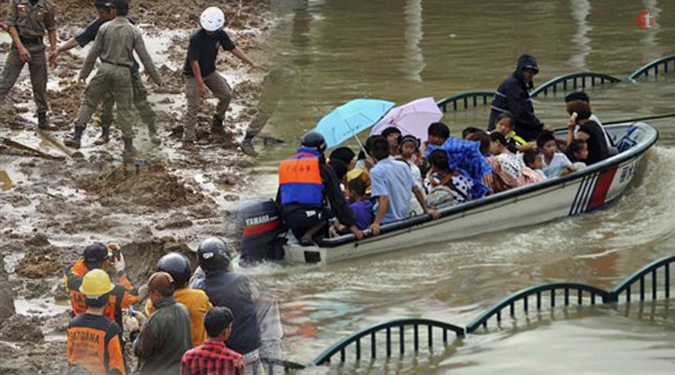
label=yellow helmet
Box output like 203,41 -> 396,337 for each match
79,269 -> 114,296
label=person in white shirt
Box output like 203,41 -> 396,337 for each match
537,131 -> 575,178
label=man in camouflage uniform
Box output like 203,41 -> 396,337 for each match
70,0 -> 162,161
0,0 -> 57,130
54,0 -> 159,147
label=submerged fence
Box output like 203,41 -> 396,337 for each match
436,55 -> 675,112
265,252 -> 675,373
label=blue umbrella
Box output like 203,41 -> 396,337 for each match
314,99 -> 396,148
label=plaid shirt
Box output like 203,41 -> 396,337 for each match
181,339 -> 245,375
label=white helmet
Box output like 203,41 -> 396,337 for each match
200,7 -> 225,31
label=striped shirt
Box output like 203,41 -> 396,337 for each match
181,339 -> 245,375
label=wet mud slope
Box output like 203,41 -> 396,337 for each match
0,0 -> 275,373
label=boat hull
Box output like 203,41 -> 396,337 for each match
284,122 -> 658,265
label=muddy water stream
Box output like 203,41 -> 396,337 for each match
249,0 -> 675,372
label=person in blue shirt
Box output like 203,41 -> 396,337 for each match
369,136 -> 439,236
328,178 -> 373,237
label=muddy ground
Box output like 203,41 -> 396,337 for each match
0,0 -> 277,373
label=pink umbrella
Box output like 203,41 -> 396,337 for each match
370,97 -> 443,142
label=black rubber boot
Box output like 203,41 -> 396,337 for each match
147,122 -> 161,145
37,112 -> 57,131
121,137 -> 136,162
211,114 -> 225,134
64,125 -> 85,149
240,132 -> 258,157
93,126 -> 110,146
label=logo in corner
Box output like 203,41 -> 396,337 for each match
635,11 -> 655,30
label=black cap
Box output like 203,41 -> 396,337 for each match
83,243 -> 109,268
300,131 -> 327,152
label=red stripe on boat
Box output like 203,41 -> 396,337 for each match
243,220 -> 281,236
587,166 -> 618,211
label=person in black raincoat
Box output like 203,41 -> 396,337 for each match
488,54 -> 547,141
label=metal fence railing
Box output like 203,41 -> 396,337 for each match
627,54 -> 675,80
268,253 -> 675,372
309,319 -> 465,366
436,55 -> 675,112
466,282 -> 611,333
609,254 -> 674,303
529,72 -> 621,98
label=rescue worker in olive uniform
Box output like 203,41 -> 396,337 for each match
64,242 -> 139,333
54,0 -> 160,147
0,0 -> 57,130
67,0 -> 162,161
144,252 -> 211,347
66,269 -> 127,375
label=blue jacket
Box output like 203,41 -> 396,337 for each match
192,269 -> 261,355
488,54 -> 543,141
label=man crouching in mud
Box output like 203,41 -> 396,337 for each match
182,6 -> 266,148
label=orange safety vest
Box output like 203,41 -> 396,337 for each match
66,313 -> 126,375
278,148 -> 324,206
64,260 -> 139,332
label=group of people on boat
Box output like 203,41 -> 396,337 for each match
276,54 -> 615,246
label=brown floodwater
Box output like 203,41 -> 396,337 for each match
248,0 -> 675,372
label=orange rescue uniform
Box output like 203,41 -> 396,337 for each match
66,313 -> 126,375
64,260 -> 139,331
144,287 -> 211,346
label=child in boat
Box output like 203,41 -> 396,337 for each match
461,126 -> 483,140
484,133 -> 542,194
330,147 -> 357,171
427,122 -> 450,146
523,149 -> 547,181
397,135 -> 425,215
537,131 -> 575,178
492,113 -> 534,153
381,127 -> 402,157
464,128 -> 491,157
426,150 -> 473,208
397,135 -> 423,189
329,178 -> 374,237
566,139 -> 588,170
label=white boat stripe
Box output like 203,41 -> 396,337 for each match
580,173 -> 599,213
571,175 -> 589,215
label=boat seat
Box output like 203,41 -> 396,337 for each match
615,125 -> 639,153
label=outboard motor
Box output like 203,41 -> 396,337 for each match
236,199 -> 287,263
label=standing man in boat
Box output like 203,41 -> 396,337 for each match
182,6 -> 266,147
0,0 -> 57,130
487,54 -> 552,141
277,131 -> 364,246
